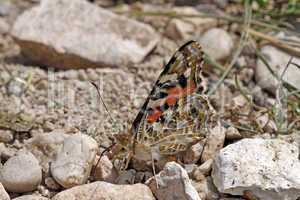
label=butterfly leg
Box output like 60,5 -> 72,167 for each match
151,151 -> 159,189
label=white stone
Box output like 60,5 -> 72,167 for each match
50,133 -> 98,188
25,129 -> 69,172
0,151 -> 42,193
52,181 -> 155,200
199,28 -> 234,60
256,45 -> 300,94
12,195 -> 49,200
11,0 -> 158,69
0,182 -> 9,200
212,138 -> 300,200
147,162 -> 201,200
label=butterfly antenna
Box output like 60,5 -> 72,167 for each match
91,142 -> 116,179
90,82 -> 115,124
90,82 -> 119,178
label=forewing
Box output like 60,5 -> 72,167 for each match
131,40 -> 206,149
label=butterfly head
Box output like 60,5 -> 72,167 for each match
107,131 -> 136,170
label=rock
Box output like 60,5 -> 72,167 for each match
0,151 -> 42,193
225,126 -> 242,140
192,175 -> 220,200
0,130 -> 13,143
37,185 -> 51,198
165,19 -> 194,41
0,143 -> 17,160
7,79 -> 24,96
135,171 -> 153,184
206,176 -> 220,200
0,182 -> 9,200
183,141 -> 204,164
0,1 -> 20,23
52,181 -> 155,200
256,45 -> 300,94
25,129 -> 69,172
212,138 -> 300,200
12,195 -> 49,200
11,0 -> 158,69
199,28 -> 234,60
93,155 -> 118,183
184,164 -> 197,177
193,159 -> 213,177
44,177 -> 61,190
254,113 -> 277,133
116,169 -> 136,184
50,133 -> 98,188
192,179 -> 208,200
239,67 -> 254,84
201,125 -> 225,163
165,7 -> 217,41
147,162 -> 201,200
0,18 -> 9,35
230,94 -> 251,115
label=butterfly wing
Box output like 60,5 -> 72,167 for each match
131,40 -> 210,155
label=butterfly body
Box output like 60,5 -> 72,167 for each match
111,40 -> 216,167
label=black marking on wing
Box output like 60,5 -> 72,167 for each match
150,91 -> 168,101
177,74 -> 187,88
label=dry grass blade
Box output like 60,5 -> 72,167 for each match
112,9 -> 300,36
248,28 -> 300,57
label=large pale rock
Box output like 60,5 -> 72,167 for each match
147,162 -> 201,200
0,151 -> 42,193
52,181 -> 155,200
11,0 -> 158,69
25,129 -> 69,172
212,138 -> 300,200
199,28 -> 234,60
256,45 -> 300,94
50,133 -> 98,188
12,195 -> 49,200
0,182 -> 9,200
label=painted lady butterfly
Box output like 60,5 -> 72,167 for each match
103,40 -> 216,169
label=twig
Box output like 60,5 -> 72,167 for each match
113,9 -> 300,36
248,28 -> 300,57
221,120 -> 260,135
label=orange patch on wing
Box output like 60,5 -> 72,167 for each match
166,80 -> 196,106
147,108 -> 162,123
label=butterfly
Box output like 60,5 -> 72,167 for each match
98,40 -> 216,170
